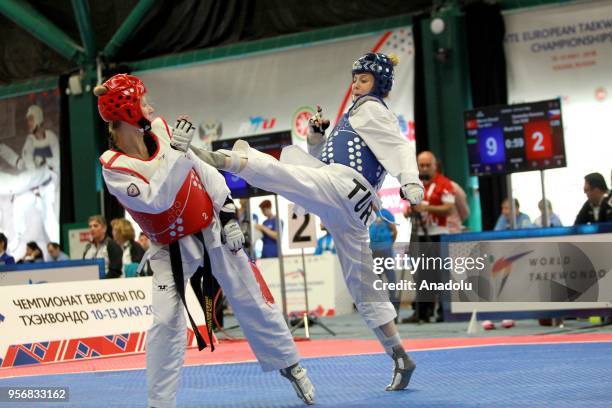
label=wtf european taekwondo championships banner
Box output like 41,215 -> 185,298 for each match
504,0 -> 612,226
138,27 -> 416,252
0,90 -> 61,261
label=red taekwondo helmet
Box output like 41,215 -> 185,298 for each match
95,74 -> 151,131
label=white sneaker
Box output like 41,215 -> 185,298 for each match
385,351 -> 416,391
280,363 -> 315,405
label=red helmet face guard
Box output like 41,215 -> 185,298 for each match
97,74 -> 149,129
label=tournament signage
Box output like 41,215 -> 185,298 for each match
0,90 -> 62,261
0,259 -> 103,286
138,27 -> 414,147
0,277 -> 213,368
446,237 -> 612,313
258,254 -> 353,317
464,99 -> 566,176
287,204 -> 317,249
138,27 -> 417,249
503,0 -> 612,224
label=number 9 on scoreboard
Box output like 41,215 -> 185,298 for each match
478,126 -> 505,165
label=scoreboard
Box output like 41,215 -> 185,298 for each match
464,99 -> 566,176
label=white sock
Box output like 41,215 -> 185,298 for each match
374,327 -> 402,357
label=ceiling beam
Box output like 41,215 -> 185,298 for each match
71,0 -> 97,61
0,0 -> 84,62
103,0 -> 156,60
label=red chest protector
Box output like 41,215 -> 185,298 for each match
125,169 -> 213,244
100,118 -> 214,244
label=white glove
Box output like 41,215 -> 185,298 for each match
400,183 -> 424,205
223,219 -> 245,252
171,119 -> 195,152
307,105 -> 330,145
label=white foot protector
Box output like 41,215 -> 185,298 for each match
189,140 -> 248,172
280,363 -> 315,405
385,351 -> 416,391
189,145 -> 227,169
213,139 -> 250,173
232,139 -> 250,152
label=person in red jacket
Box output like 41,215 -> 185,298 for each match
403,151 -> 455,323
404,151 -> 455,237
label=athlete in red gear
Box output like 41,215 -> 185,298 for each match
94,74 -> 314,407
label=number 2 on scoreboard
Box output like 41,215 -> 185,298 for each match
524,121 -> 552,160
532,131 -> 544,152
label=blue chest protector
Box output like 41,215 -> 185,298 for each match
318,95 -> 387,191
33,145 -> 53,166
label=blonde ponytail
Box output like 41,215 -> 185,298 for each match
93,85 -> 108,96
388,53 -> 400,67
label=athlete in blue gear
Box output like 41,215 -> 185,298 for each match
191,52 -> 424,391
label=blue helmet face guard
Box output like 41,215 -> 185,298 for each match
351,52 -> 394,97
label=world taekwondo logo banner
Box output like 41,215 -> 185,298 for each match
0,90 -> 61,261
503,0 -> 612,226
138,27 -> 416,250
446,241 -> 612,303
361,239 -> 612,306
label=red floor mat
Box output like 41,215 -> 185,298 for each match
2,332 -> 611,379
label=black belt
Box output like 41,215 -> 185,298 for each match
168,232 -> 215,351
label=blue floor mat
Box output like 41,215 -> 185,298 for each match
1,342 -> 611,407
